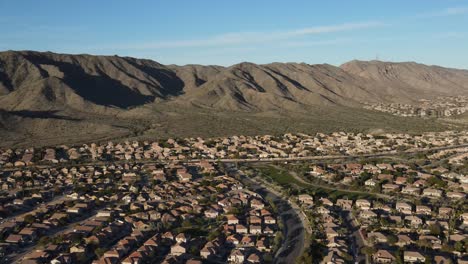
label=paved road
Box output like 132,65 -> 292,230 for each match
286,169 -> 392,200
3,143 -> 468,172
8,209 -> 101,263
225,163 -> 307,264
207,143 -> 468,163
1,194 -> 69,223
343,211 -> 366,264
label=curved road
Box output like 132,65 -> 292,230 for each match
225,163 -> 308,264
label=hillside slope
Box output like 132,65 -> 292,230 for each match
182,62 -> 388,111
340,60 -> 468,99
1,50 -> 468,146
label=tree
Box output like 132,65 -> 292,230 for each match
37,236 -> 49,247
454,240 -> 465,252
387,234 -> 398,245
428,223 -> 442,236
263,254 -> 273,263
207,229 -> 221,241
361,246 -> 377,256
189,245 -> 199,256
75,253 -> 88,264
24,214 -> 35,225
94,248 -> 106,257
424,255 -> 433,264
395,248 -> 404,264
427,176 -> 447,188
417,239 -> 432,252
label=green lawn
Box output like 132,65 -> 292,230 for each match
254,165 -> 303,187
252,164 -> 378,200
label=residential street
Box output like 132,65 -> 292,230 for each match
225,163 -> 308,264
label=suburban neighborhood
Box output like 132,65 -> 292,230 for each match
0,131 -> 467,263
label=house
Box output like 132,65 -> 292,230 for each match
355,199 -> 371,210
240,236 -> 255,247
438,207 -> 453,219
228,249 -> 245,263
446,192 -> 466,199
368,232 -> 388,243
236,225 -> 248,234
309,165 -> 326,176
177,172 -> 192,182
319,197 -> 334,206
200,242 -> 217,259
249,216 -> 262,225
401,187 -> 421,195
405,216 -> 423,227
422,188 -> 442,198
336,199 -> 353,210
175,233 -> 188,243
204,209 -> 219,219
377,173 -> 393,181
256,238 -> 270,251
226,234 -> 241,246
413,179 -> 427,187
264,216 -> 276,224
247,253 -> 261,263
297,194 -> 314,206
415,205 -> 432,215
317,206 -> 331,214
388,215 -> 402,224
364,179 -> 377,187
404,251 -> 426,263
419,235 -> 442,249
96,210 -> 114,218
396,202 -> 412,214
377,163 -> 393,170
382,183 -> 400,192
396,234 -> 413,247
249,225 -> 262,235
372,249 -> 396,263
226,215 -> 239,225
250,199 -> 265,209
170,243 -> 186,256
5,234 -> 25,244
360,210 -> 377,220
325,227 -> 339,239
327,237 -> 347,249
186,260 -> 202,264
19,228 -> 38,241
394,177 -> 407,185
434,256 -> 452,264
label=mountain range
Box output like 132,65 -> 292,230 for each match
1,50 -> 468,147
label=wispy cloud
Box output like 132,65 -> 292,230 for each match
100,6 -> 467,52
415,6 -> 468,18
440,7 -> 468,16
282,38 -> 353,47
103,21 -> 383,51
433,31 -> 466,39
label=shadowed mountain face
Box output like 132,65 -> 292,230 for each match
0,51 -> 189,109
1,50 -> 468,146
1,51 -> 468,112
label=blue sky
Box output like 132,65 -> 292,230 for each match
1,1 -> 468,68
